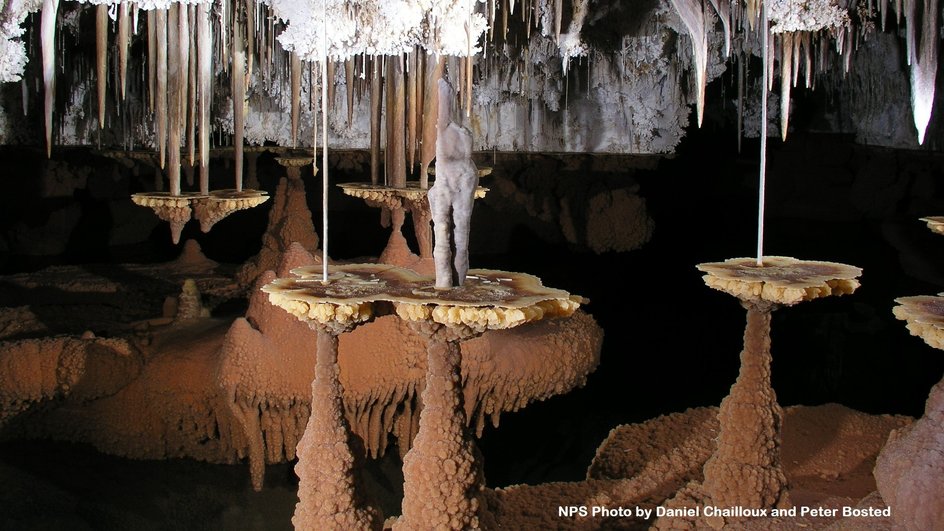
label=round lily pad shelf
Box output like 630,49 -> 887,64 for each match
132,189 -> 268,244
920,216 -> 944,236
893,295 -> 944,350
338,182 -> 488,209
696,255 -> 862,307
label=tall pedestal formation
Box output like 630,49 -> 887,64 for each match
293,327 -> 380,531
702,303 -> 789,509
396,323 -> 484,530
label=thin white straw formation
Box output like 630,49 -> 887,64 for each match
756,3 -> 769,267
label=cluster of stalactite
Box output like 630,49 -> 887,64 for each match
8,0 -> 941,172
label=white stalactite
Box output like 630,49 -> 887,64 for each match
905,0 -> 938,145
118,1 -> 130,101
198,3 -> 211,195
41,0 -> 59,158
669,0 -> 708,127
96,4 -> 107,129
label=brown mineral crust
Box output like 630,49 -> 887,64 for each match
588,407 -> 720,482
0,336 -> 140,426
291,328 -> 381,531
697,256 -> 861,306
169,239 -> 219,274
0,306 -> 48,340
893,294 -> 944,349
485,405 -> 905,530
236,170 -> 322,286
394,323 -> 484,531
701,305 -> 790,510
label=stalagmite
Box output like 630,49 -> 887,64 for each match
96,4 -> 107,129
420,54 -> 442,188
669,0 -> 708,127
386,55 -> 406,188
41,0 -> 58,158
780,32 -> 793,141
118,1 -> 130,101
156,8 -> 168,169
291,53 -> 301,147
429,79 -> 478,288
370,57 -> 382,185
233,24 -> 245,192
197,3 -> 211,195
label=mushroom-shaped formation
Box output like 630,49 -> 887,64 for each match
874,295 -> 944,531
265,264 -> 582,530
920,216 -> 944,236
665,256 -> 862,520
263,265 -> 386,531
192,189 -> 269,233
131,192 -> 202,244
389,270 -> 578,530
338,182 -> 488,276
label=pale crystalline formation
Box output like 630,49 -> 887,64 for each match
697,256 -> 862,306
920,216 -> 944,237
767,0 -> 850,33
192,190 -> 269,233
429,78 -> 480,288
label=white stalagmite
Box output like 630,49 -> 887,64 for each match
156,8 -> 168,169
118,1 -> 130,101
905,0 -> 939,145
198,3 -> 211,194
291,52 -> 301,147
233,22 -> 245,191
429,78 -> 478,288
41,0 -> 58,158
669,0 -> 708,127
96,4 -> 107,129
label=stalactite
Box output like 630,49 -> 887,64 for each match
187,5 -> 196,167
345,58 -> 355,125
41,0 -> 58,158
167,4 -> 181,195
708,0 -> 731,57
386,55 -> 406,188
233,20 -> 246,191
370,57 -> 382,186
118,2 -> 130,101
905,0 -> 938,144
179,6 -> 190,162
326,60 -> 335,110
291,53 -> 301,148
420,54 -> 442,189
780,33 -> 793,142
156,8 -> 168,169
148,11 -> 155,113
791,31 -> 801,87
669,0 -> 708,127
554,0 -> 562,43
407,51 -> 418,172
245,0 -> 254,80
96,4 -> 107,129
198,3 -> 211,195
